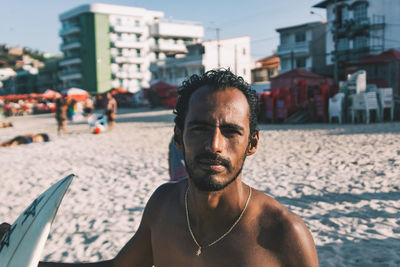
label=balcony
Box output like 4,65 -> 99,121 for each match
60,72 -> 82,81
112,40 -> 145,49
59,68 -> 82,80
277,41 -> 310,56
59,24 -> 80,36
151,41 -> 187,52
59,57 -> 82,67
150,20 -> 204,38
112,25 -> 145,34
113,56 -> 144,64
114,71 -> 144,80
60,41 -> 81,51
150,55 -> 202,71
336,47 -> 370,63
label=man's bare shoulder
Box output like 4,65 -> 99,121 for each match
143,179 -> 187,220
251,188 -> 319,266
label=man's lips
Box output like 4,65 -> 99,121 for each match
197,159 -> 227,171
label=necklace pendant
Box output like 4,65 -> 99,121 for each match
196,247 -> 202,256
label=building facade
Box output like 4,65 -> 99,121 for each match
314,0 -> 400,79
59,3 -> 203,94
37,57 -> 63,92
276,21 -> 328,75
150,36 -> 253,86
251,55 -> 280,83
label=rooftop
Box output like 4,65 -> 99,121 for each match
276,21 -> 325,32
59,3 -> 163,21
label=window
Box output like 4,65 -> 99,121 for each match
354,3 -> 368,24
353,35 -> 369,49
136,64 -> 141,72
173,38 -> 178,44
138,79 -> 142,87
136,49 -> 141,57
136,34 -> 141,42
135,20 -> 140,27
154,37 -> 159,45
116,18 -> 121,26
280,34 -> 289,45
155,52 -> 159,59
338,38 -> 349,51
336,5 -> 349,27
296,57 -> 307,68
295,32 -> 306,43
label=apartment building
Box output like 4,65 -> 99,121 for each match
59,3 -> 203,94
150,36 -> 253,86
276,21 -> 328,75
314,0 -> 400,77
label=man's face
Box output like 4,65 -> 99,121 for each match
181,86 -> 256,192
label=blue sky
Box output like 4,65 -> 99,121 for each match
0,0 -> 326,59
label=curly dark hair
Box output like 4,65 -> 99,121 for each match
174,69 -> 259,136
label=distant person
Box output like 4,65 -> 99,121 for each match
83,96 -> 95,117
55,97 -> 67,135
105,92 -> 117,130
0,122 -> 13,129
1,133 -> 49,147
168,137 -> 188,181
66,98 -> 77,121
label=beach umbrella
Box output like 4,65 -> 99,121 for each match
62,88 -> 89,102
42,89 -> 61,99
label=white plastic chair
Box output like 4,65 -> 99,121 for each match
329,93 -> 345,123
377,88 -> 394,121
351,92 -> 380,124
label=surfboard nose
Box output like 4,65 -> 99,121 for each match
0,174 -> 75,267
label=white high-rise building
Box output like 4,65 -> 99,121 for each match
150,36 -> 253,86
59,3 -> 203,94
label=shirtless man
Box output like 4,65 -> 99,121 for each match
105,92 -> 117,130
1,69 -> 318,266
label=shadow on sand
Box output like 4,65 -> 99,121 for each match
317,237 -> 400,267
259,122 -> 400,135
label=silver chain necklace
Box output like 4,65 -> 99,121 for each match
184,186 -> 252,256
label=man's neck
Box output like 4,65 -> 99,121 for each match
186,178 -> 249,240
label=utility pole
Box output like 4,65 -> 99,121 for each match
333,0 -> 339,83
216,27 -> 221,67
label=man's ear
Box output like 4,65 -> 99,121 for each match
174,126 -> 184,151
246,130 -> 259,156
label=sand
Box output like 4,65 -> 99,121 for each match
0,108 -> 399,266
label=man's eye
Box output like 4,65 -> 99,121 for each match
222,128 -> 241,136
191,126 -> 207,132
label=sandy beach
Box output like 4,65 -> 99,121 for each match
0,108 -> 399,266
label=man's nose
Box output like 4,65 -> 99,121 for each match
206,128 -> 223,153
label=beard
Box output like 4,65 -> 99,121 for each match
184,151 -> 247,192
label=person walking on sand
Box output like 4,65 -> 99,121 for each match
83,95 -> 95,117
105,91 -> 117,130
0,69 -> 318,266
55,97 -> 67,135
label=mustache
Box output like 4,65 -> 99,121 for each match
194,152 -> 232,169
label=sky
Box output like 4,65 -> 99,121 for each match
0,0 -> 326,60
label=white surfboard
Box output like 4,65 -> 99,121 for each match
0,174 -> 75,267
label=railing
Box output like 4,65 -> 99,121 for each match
277,41 -> 310,55
59,24 -> 80,35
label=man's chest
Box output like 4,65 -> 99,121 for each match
150,217 -> 281,267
